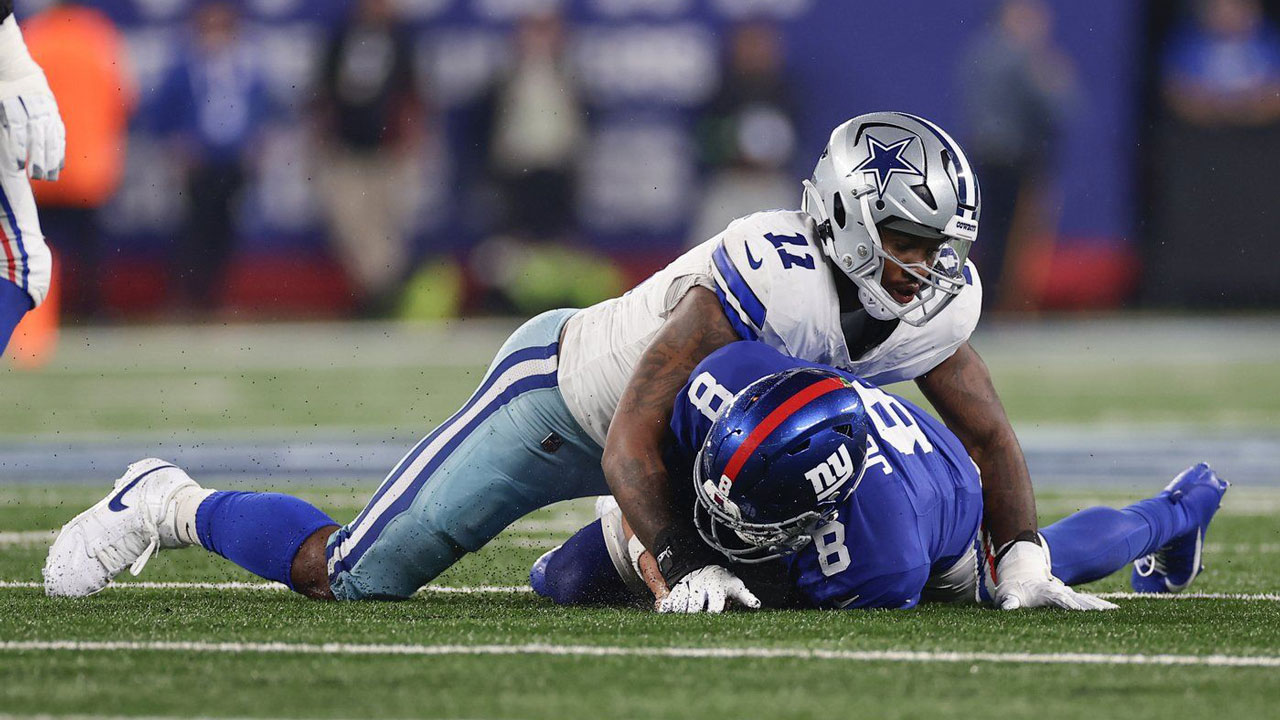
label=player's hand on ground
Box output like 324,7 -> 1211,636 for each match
0,74 -> 66,180
994,539 -> 1117,611
657,565 -> 761,614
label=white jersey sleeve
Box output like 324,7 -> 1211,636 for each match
707,210 -> 845,367
557,209 -> 981,446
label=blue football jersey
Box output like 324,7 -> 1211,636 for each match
669,341 -> 984,610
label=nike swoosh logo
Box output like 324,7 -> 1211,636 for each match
107,464 -> 176,512
745,245 -> 764,270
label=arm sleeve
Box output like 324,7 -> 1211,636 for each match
707,232 -> 770,342
707,213 -> 840,364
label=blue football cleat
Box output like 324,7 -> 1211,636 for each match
1131,463 -> 1229,593
529,545 -> 560,599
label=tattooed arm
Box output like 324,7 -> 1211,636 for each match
915,341 -> 1037,549
917,342 -> 1117,611
601,286 -> 738,563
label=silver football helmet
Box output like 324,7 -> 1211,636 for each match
801,112 -> 980,327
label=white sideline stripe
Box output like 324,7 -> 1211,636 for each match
0,527 -> 578,548
0,580 -> 533,593
0,715 -> 433,720
2,640 -> 1277,668
1095,591 -> 1280,601
0,530 -> 57,545
4,580 -> 1278,601
335,354 -> 558,560
12,531 -> 1280,555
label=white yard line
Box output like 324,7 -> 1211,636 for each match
4,527 -> 1276,556
0,530 -> 562,549
1095,591 -> 1280,601
0,530 -> 56,546
0,712 -> 401,717
2,580 -> 1278,601
0,639 -> 1276,668
0,580 -> 532,593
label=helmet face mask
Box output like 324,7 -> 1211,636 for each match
692,439 -> 864,564
690,368 -> 871,565
801,112 -> 980,328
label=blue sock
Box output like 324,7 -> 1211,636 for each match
1042,495 -> 1194,585
0,278 -> 31,355
195,491 -> 337,589
530,519 -> 633,606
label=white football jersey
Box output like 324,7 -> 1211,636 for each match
558,209 -> 981,447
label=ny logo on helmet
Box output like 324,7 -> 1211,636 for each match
804,444 -> 856,501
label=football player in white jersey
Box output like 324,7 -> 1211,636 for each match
46,112 -> 1097,614
0,0 -> 63,353
590,112 -> 1071,612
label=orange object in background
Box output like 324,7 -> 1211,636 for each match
23,4 -> 136,205
7,253 -> 59,369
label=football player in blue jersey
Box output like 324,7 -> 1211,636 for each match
531,342 -> 1229,611
45,112 -> 1095,614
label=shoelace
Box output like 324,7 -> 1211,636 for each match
1135,551 -> 1169,578
88,502 -> 161,577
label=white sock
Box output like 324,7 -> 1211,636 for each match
167,486 -> 217,548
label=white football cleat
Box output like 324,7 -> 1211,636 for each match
43,458 -> 200,597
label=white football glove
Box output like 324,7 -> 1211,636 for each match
0,86 -> 65,180
657,565 -> 761,614
994,540 -> 1117,611
0,17 -> 65,180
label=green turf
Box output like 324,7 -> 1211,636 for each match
2,487 -> 1278,719
3,321 -> 1278,717
5,331 -> 1280,436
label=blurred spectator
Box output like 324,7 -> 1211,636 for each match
688,21 -> 799,247
478,12 -> 583,242
1162,0 -> 1280,126
24,1 -> 135,317
470,13 -> 620,315
151,1 -> 270,313
962,0 -> 1077,312
316,0 -> 426,317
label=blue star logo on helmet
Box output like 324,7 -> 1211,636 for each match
850,135 -> 923,198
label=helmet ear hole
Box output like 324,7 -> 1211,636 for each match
833,424 -> 853,438
910,183 -> 937,211
786,438 -> 811,456
832,193 -> 846,229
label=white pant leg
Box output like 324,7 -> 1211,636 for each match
921,533 -> 997,606
0,160 -> 49,307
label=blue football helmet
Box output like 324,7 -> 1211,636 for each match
693,367 -> 870,564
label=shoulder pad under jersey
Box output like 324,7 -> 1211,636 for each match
708,210 -> 844,367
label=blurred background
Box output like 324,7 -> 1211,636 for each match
3,0 -> 1279,490
8,0 -> 1280,323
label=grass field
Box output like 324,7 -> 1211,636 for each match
2,486 -> 1279,719
2,318 -> 1279,719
